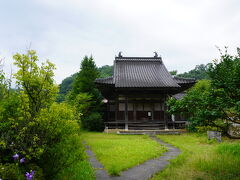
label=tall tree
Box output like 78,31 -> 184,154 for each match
71,56 -> 101,101
69,56 -> 104,131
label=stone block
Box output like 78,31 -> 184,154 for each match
207,131 -> 222,142
228,123 -> 240,138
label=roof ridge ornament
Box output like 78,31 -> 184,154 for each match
153,51 -> 158,58
118,51 -> 123,58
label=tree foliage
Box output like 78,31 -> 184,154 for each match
13,50 -> 59,121
168,80 -> 212,131
98,65 -> 113,78
169,70 -> 177,76
0,50 -> 83,179
0,59 -> 10,100
71,56 -> 100,97
177,64 -> 211,80
58,65 -> 113,102
168,48 -> 240,133
68,56 -> 104,131
208,48 -> 240,125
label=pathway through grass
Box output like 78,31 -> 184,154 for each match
151,133 -> 240,180
83,132 -> 166,176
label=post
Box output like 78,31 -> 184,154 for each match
133,102 -> 136,122
172,114 -> 175,129
152,103 -> 154,122
115,97 -> 118,129
125,97 -> 128,130
164,97 -> 168,130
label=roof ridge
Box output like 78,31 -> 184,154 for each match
98,76 -> 113,79
115,56 -> 162,60
173,76 -> 196,80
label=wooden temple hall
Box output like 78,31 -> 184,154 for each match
95,52 -> 196,130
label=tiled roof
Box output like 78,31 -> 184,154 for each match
173,76 -> 196,84
95,76 -> 114,85
114,57 -> 180,88
95,56 -> 196,88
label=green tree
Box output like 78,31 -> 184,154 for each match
169,70 -> 178,76
168,80 -> 212,131
13,50 -> 59,121
177,64 -> 211,80
207,48 -> 240,125
69,56 -> 104,131
72,93 -> 92,124
57,65 -> 113,102
0,59 -> 9,99
56,73 -> 78,102
98,65 -> 113,78
168,48 -> 240,134
71,56 -> 100,101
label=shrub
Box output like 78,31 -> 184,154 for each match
0,51 -> 84,179
83,112 -> 104,131
36,103 -> 84,177
0,163 -> 44,180
196,125 -> 219,133
0,163 -> 24,180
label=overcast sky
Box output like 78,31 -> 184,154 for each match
0,0 -> 240,84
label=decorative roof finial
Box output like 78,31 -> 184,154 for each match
118,51 -> 123,58
154,51 -> 158,58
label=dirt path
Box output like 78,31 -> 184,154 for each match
85,136 -> 181,180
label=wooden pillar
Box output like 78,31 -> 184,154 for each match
125,97 -> 128,130
152,103 -> 154,122
172,114 -> 175,129
107,101 -> 110,122
133,101 -> 136,122
115,97 -> 118,129
164,96 -> 168,130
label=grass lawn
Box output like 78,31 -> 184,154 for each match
54,160 -> 95,180
53,135 -> 95,180
151,133 -> 240,180
83,132 -> 166,176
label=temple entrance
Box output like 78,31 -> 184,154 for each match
135,103 -> 152,122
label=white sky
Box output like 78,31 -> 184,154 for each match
0,0 -> 240,84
